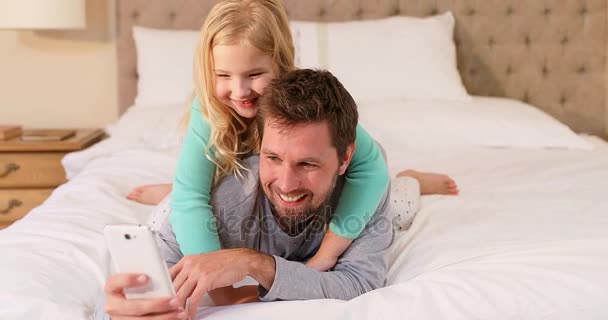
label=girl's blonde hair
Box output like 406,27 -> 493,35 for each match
192,0 -> 295,183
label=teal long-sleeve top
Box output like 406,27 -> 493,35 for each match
170,99 -> 390,255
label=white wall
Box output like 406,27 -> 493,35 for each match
0,0 -> 118,129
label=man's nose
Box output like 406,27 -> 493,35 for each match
275,165 -> 301,194
231,79 -> 251,98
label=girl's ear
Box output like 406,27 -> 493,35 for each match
338,143 -> 356,175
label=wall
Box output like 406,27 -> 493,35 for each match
0,0 -> 118,129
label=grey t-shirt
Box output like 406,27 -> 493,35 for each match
158,156 -> 394,301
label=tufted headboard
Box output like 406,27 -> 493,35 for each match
117,0 -> 608,137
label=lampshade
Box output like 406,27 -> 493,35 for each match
0,0 -> 86,29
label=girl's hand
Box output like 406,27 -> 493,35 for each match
305,255 -> 337,272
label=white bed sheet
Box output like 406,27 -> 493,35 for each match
0,142 -> 180,319
0,100 -> 607,319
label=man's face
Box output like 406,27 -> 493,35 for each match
259,118 -> 351,226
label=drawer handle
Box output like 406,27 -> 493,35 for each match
0,199 -> 22,215
0,163 -> 20,178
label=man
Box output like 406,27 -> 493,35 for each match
103,69 -> 394,319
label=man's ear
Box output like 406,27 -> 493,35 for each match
338,143 -> 356,175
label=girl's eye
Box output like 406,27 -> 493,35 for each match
216,74 -> 229,78
249,73 -> 262,78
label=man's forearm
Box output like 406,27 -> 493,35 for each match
243,249 -> 276,290
259,256 -> 380,301
258,188 -> 394,302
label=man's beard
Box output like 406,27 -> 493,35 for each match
267,173 -> 338,236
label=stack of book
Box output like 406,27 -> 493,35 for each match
0,126 -> 76,142
0,125 -> 22,141
20,129 -> 76,142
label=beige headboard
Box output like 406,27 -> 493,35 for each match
117,0 -> 608,137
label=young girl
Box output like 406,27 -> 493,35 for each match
128,0 -> 459,273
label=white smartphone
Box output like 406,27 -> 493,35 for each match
104,224 -> 176,299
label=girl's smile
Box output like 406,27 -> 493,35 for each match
213,42 -> 276,119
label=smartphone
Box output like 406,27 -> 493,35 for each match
104,224 -> 176,299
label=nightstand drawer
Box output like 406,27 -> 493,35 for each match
0,153 -> 67,188
0,189 -> 54,224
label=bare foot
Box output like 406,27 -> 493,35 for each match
397,170 -> 459,195
126,184 -> 173,205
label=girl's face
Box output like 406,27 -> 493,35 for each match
212,42 -> 276,119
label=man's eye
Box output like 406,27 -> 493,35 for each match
267,156 -> 279,162
302,163 -> 317,169
249,73 -> 262,78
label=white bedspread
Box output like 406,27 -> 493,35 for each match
0,142 -> 180,319
1,104 -> 607,319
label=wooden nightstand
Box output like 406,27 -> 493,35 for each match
0,129 -> 105,230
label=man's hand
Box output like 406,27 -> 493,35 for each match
104,273 -> 186,320
169,248 -> 276,318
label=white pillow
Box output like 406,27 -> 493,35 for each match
132,26 -> 200,107
290,12 -> 471,103
290,21 -> 324,69
358,97 -> 593,151
105,103 -> 186,149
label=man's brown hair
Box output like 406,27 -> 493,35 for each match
257,69 -> 358,162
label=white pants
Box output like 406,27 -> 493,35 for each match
148,194 -> 172,232
390,176 -> 421,231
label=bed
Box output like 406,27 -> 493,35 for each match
1,0 -> 608,319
